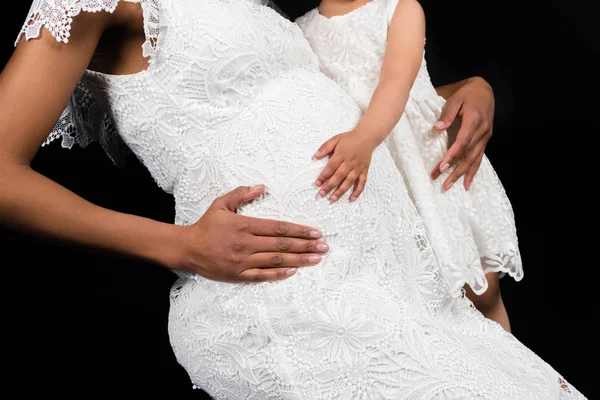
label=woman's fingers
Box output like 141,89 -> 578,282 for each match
442,135 -> 487,190
463,150 -> 485,190
438,114 -> 478,173
244,216 -> 323,239
246,252 -> 323,269
248,236 -> 329,254
216,184 -> 266,211
237,267 -> 299,282
434,95 -> 462,131
430,160 -> 443,180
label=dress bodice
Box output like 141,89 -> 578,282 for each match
17,0 -> 522,294
18,0 -> 323,194
83,0 -> 320,196
296,0 -> 437,110
13,5 -> 585,399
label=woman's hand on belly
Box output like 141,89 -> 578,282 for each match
167,185 -> 329,283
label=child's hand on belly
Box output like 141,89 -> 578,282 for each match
312,130 -> 377,203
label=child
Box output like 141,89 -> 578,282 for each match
296,0 -> 523,331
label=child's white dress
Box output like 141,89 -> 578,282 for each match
17,1 -> 586,398
297,0 -> 523,296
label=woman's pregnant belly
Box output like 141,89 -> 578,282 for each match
167,73 -> 451,385
171,69 -> 445,294
174,69 -> 411,268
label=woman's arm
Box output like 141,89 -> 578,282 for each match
434,79 -> 469,100
0,8 -> 328,281
353,0 -> 425,147
0,10 -> 185,267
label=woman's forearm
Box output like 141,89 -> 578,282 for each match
435,76 -> 483,100
0,10 -> 182,269
0,164 -> 182,268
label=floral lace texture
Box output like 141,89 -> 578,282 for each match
15,0 -> 159,164
296,0 -> 523,297
17,1 -> 584,398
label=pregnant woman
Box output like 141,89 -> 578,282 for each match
0,0 -> 584,398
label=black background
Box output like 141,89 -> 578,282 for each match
1,0 -> 595,398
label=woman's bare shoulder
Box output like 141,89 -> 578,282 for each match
1,1 -> 147,162
110,1 -> 147,30
91,1 -> 149,75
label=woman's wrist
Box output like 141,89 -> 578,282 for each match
113,214 -> 188,271
435,76 -> 489,99
149,223 -> 190,271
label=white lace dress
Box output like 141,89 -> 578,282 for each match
17,0 -> 584,399
296,0 -> 523,297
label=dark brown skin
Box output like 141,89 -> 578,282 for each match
0,1 -> 506,324
465,272 -> 510,332
0,3 -> 328,283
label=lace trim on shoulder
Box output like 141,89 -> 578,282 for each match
15,0 -> 160,165
47,81 -> 130,166
15,0 -> 159,58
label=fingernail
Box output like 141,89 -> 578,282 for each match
434,121 -> 445,129
286,268 -> 297,276
317,243 -> 329,252
308,255 -> 321,264
250,184 -> 264,191
440,163 -> 450,173
309,230 -> 322,238
315,180 -> 322,187
329,195 -> 338,202
319,190 -> 326,197
445,181 -> 454,190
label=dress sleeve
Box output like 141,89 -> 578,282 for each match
48,80 -> 131,166
16,0 -> 125,45
14,0 -> 148,166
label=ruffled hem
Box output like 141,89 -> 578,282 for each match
384,94 -> 523,297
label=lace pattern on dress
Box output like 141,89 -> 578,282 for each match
15,0 -> 160,165
295,0 -> 524,297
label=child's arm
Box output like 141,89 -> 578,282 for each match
313,0 -> 426,202
354,0 -> 426,147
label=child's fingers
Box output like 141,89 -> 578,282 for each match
313,136 -> 340,160
315,156 -> 342,187
318,164 -> 350,198
329,172 -> 358,202
349,174 -> 367,202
